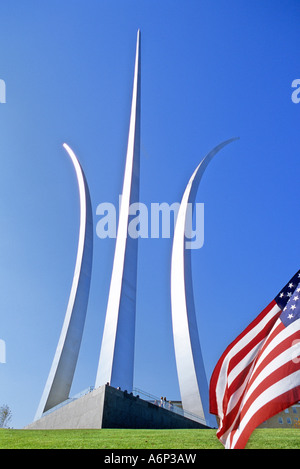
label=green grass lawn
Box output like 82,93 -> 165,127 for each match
0,428 -> 299,449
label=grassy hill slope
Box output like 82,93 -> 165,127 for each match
0,428 -> 299,449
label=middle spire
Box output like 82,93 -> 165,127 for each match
95,30 -> 141,392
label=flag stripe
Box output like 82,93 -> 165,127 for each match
227,339 -> 263,387
227,310 -> 282,376
210,301 -> 281,418
210,300 -> 278,404
232,387 -> 300,449
242,348 -> 300,417
218,320 -> 300,441
231,370 -> 300,449
247,320 -> 300,389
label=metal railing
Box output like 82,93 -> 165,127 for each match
41,384 -> 207,427
41,386 -> 95,417
133,387 -> 207,426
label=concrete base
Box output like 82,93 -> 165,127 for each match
25,385 -> 209,430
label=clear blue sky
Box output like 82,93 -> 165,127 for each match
0,0 -> 300,428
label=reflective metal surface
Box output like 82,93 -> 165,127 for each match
171,138 -> 238,427
35,143 -> 93,420
95,30 -> 141,392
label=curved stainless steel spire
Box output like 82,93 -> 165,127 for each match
35,143 -> 93,420
95,30 -> 141,392
95,31 -> 141,391
171,138 -> 238,427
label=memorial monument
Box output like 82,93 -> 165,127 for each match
27,30 -> 237,430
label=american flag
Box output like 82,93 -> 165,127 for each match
209,270 -> 300,449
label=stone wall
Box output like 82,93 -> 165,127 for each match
25,384 -> 208,430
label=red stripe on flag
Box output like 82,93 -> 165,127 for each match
247,325 -> 299,389
217,323 -> 300,443
226,336 -> 300,448
210,299 -> 280,415
228,311 -> 282,375
233,385 -> 300,449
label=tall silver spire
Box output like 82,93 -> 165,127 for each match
95,30 -> 141,392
